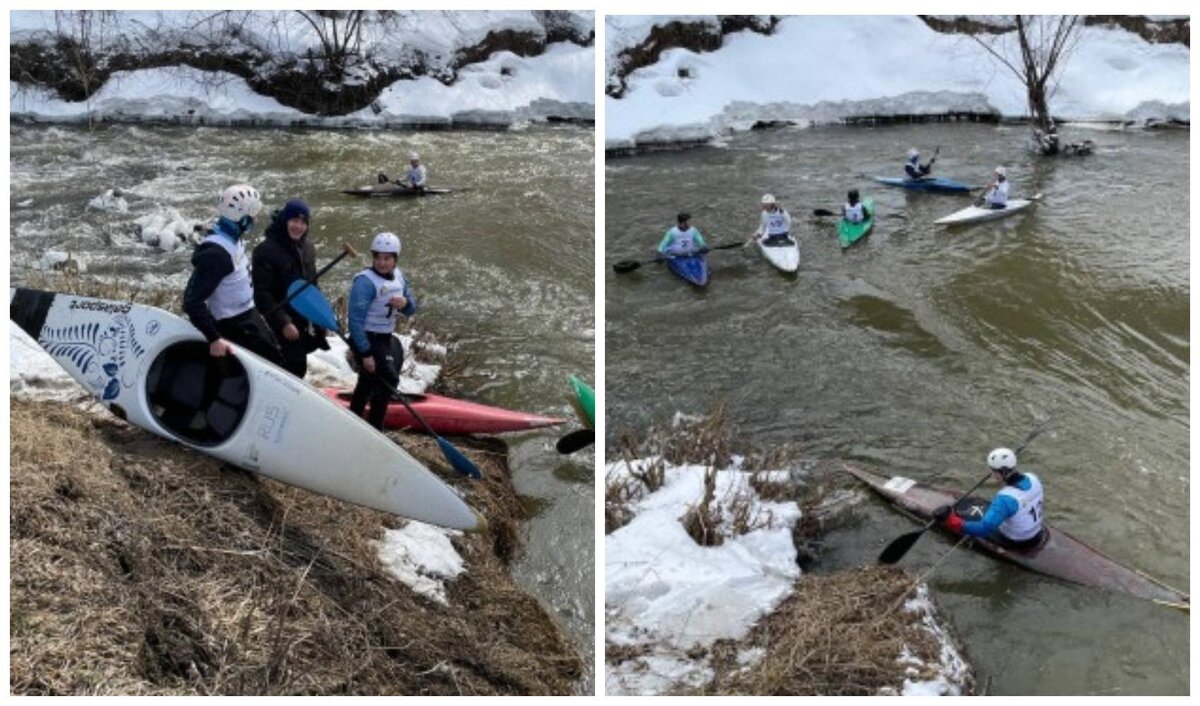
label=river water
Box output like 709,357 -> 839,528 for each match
605,123 -> 1188,695
9,123 -> 595,691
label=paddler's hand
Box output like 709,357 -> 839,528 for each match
389,295 -> 407,310
362,355 -> 376,374
282,323 -> 300,341
932,505 -> 953,522
209,339 -> 233,357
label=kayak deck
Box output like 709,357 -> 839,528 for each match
323,387 -> 564,435
873,176 -> 972,193
569,375 -> 595,428
342,185 -> 454,197
664,254 -> 709,287
844,464 -> 1189,606
757,236 -> 800,273
935,195 -> 1040,226
837,197 -> 874,249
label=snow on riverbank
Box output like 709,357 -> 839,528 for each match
9,316 -> 459,601
605,456 -> 801,694
605,15 -> 1188,150
10,10 -> 593,127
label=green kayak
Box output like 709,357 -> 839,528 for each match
837,197 -> 875,248
569,375 -> 595,429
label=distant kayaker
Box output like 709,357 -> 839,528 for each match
933,447 -> 1046,550
755,194 -> 793,244
251,198 -> 330,379
904,147 -> 935,180
979,166 -> 1010,209
657,212 -> 708,256
404,153 -> 428,193
183,183 -> 282,365
347,232 -> 417,430
842,189 -> 872,224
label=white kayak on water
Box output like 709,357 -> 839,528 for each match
756,235 -> 800,273
935,194 -> 1042,226
9,287 -> 485,531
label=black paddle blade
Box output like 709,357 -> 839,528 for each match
812,208 -> 836,217
556,428 -> 594,454
613,260 -> 642,273
877,527 -> 926,565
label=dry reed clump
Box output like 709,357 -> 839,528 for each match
10,399 -> 580,695
702,566 -> 973,696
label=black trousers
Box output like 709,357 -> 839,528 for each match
350,332 -> 403,430
215,309 -> 283,367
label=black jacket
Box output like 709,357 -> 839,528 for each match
251,211 -> 320,335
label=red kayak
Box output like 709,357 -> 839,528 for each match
323,388 -> 566,435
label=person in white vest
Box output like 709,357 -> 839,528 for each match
346,232 -> 417,430
182,183 -> 282,365
404,153 -> 428,193
657,212 -> 708,256
755,194 -> 793,245
980,166 -> 1010,209
903,147 -> 935,180
933,447 -> 1046,550
842,189 -> 871,224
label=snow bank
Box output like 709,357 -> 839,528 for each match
10,10 -> 594,128
605,15 -> 1189,150
893,586 -> 971,696
605,456 -> 802,695
373,523 -> 465,605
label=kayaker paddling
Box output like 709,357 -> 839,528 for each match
403,152 -> 428,193
977,166 -> 1010,209
347,232 -> 417,430
904,146 -> 937,180
658,212 -> 708,256
932,447 -> 1046,551
182,183 -> 283,365
842,189 -> 871,225
754,194 -> 793,246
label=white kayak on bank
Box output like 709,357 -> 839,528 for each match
9,287 -> 484,531
935,193 -> 1043,226
756,235 -> 800,273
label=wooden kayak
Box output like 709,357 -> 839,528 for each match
844,464 -> 1188,606
341,184 -> 455,197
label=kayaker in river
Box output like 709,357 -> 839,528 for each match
347,232 -> 417,430
754,194 -> 793,245
403,153 -> 428,193
251,198 -> 330,379
979,166 -> 1010,209
842,189 -> 872,224
904,147 -> 935,180
657,212 -> 708,256
183,183 -> 283,365
933,447 -> 1046,551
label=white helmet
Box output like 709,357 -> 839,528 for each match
409,152 -> 420,161
217,184 -> 261,221
908,147 -> 919,159
761,193 -> 776,205
371,231 -> 401,255
994,166 -> 1007,177
987,447 -> 1017,473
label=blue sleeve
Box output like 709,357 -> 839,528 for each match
347,276 -> 375,353
399,278 -> 416,316
962,494 -> 1019,538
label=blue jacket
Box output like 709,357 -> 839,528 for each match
960,474 -> 1034,538
347,271 -> 416,353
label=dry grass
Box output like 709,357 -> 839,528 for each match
700,566 -> 972,696
10,399 -> 581,695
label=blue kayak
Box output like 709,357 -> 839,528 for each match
665,254 -> 709,287
873,176 -> 972,193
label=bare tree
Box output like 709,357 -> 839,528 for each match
970,15 -> 1083,155
295,10 -> 367,79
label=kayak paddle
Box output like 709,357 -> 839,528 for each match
556,428 -> 595,454
613,242 -> 744,273
262,242 -> 357,322
877,417 -> 1055,565
290,290 -> 484,480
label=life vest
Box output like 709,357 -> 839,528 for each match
997,473 -> 1044,541
201,231 -> 253,320
408,164 -> 427,186
354,267 -> 409,333
664,226 -> 701,255
763,207 -> 789,236
988,180 -> 1010,207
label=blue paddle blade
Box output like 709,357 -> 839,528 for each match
438,437 -> 482,479
286,280 -> 340,332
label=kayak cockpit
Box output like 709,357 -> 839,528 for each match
146,341 -> 249,446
